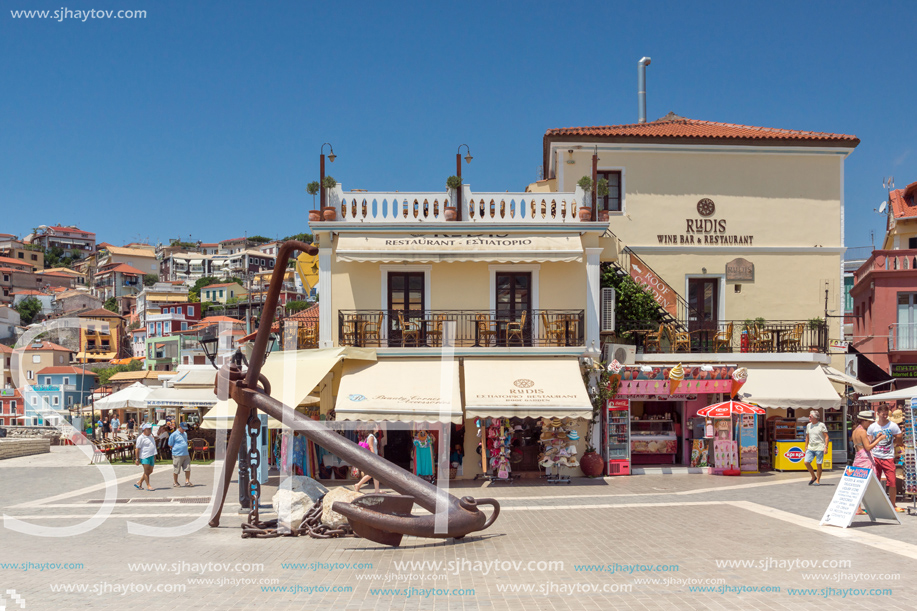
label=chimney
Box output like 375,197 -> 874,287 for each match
638,57 -> 652,124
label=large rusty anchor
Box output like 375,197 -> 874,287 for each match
208,240 -> 499,546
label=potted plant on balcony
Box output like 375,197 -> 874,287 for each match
579,359 -> 616,477
307,181 -> 321,223
445,175 -> 462,221
576,176 -> 593,221
807,316 -> 825,352
321,176 -> 338,221
596,178 -> 610,222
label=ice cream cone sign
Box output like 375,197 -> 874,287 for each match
731,367 -> 748,398
669,363 -> 685,395
607,359 -> 623,390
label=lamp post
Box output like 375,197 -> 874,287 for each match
319,143 -> 336,210
456,145 -> 472,221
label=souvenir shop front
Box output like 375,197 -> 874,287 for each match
462,357 -> 593,481
334,358 -> 464,481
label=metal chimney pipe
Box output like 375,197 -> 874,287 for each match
638,57 -> 652,123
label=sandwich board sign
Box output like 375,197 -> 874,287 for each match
820,466 -> 901,528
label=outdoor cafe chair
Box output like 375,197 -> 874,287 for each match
397,311 -> 422,347
361,312 -> 385,347
540,312 -> 567,346
425,314 -> 450,347
673,326 -> 693,352
780,322 -> 805,352
475,313 -> 499,346
505,311 -> 528,346
190,438 -> 210,462
751,324 -> 774,352
644,323 -> 667,353
713,322 -> 734,352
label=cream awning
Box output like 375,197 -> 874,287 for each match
737,364 -> 841,409
199,399 -> 286,430
335,359 -> 462,423
821,365 -> 871,395
146,387 -> 218,407
257,346 -> 376,409
335,233 -> 583,263
463,357 -> 592,419
860,386 -> 917,402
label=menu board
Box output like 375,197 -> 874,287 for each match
821,466 -> 900,528
713,440 -> 738,472
691,440 -> 709,467
740,415 -> 758,472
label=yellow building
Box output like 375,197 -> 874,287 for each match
76,308 -> 126,363
202,282 -> 247,304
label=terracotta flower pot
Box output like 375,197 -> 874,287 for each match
578,207 -> 592,222
598,210 -> 610,222
308,210 -> 321,223
444,206 -> 457,221
580,451 -> 604,477
322,206 -> 337,221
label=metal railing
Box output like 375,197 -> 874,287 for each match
889,323 -> 917,352
338,309 -> 585,348
616,319 -> 828,353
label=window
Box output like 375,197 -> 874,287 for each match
10,400 -> 15,411
27,371 -> 33,380
187,306 -> 193,316
63,377 -> 70,385
17,252 -> 23,258
219,290 -> 224,298
32,355 -> 40,364
597,170 -> 622,212
59,356 -> 64,364
67,396 -> 73,406
32,254 -> 38,261
52,396 -> 59,406
44,377 -> 52,385
181,322 -> 188,330
910,237 -> 917,249
31,396 -> 37,406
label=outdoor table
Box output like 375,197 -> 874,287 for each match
764,327 -> 785,352
690,328 -> 714,352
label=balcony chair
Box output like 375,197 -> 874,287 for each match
541,312 -> 567,346
673,326 -> 693,353
751,324 -> 774,352
298,323 -> 319,349
780,322 -> 805,352
340,317 -> 363,347
644,323 -> 667,353
361,312 -> 385,347
713,322 -> 734,353
425,314 -> 450,347
505,311 -> 528,346
397,312 -> 422,347
475,313 -> 499,346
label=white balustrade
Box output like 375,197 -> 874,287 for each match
328,185 -> 590,224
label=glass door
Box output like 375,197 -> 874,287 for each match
688,278 -> 719,350
388,272 -> 425,347
897,293 -> 917,350
496,272 -> 532,346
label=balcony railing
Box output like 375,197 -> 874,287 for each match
328,186 -> 593,224
889,323 -> 917,352
854,249 -> 917,283
617,320 -> 829,354
338,309 -> 584,348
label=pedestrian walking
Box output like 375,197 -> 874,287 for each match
803,410 -> 829,485
868,405 -> 905,513
354,424 -> 381,494
127,417 -> 135,435
101,417 -> 111,440
111,415 -> 120,438
851,410 -> 882,515
134,423 -> 158,491
169,423 -> 192,487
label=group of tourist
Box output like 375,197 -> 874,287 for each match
804,405 -> 906,513
133,421 -> 194,491
87,416 -> 135,439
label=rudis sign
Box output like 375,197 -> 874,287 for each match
783,446 -> 806,463
628,254 -> 678,318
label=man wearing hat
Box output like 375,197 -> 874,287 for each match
868,405 -> 905,512
169,422 -> 193,488
803,411 -> 829,486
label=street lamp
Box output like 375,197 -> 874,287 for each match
320,143 -> 336,210
456,144 -> 472,221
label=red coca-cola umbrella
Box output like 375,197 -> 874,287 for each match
696,400 -> 765,418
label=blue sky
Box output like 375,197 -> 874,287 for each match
1,0 -> 914,248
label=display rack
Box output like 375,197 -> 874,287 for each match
539,419 -> 576,485
905,400 -> 917,516
475,418 -> 517,484
824,409 -> 847,466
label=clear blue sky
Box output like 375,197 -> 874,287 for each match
1,0 -> 914,248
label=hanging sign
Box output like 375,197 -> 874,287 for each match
820,466 -> 900,528
627,254 -> 678,319
725,258 -> 755,283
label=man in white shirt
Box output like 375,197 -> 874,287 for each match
134,423 -> 158,491
804,410 -> 829,486
868,405 -> 904,512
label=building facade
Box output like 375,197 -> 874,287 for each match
21,366 -> 97,425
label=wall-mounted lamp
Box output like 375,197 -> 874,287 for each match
566,149 -> 575,164
701,267 -> 707,274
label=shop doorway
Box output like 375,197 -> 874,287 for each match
385,429 -> 414,471
688,278 -> 719,333
387,271 -> 425,346
630,400 -> 685,465
496,272 -> 532,345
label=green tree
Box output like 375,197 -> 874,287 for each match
285,300 -> 310,314
15,296 -> 43,325
96,359 -> 144,386
306,182 -> 320,209
189,276 -> 221,302
247,235 -> 272,245
600,263 -> 663,328
281,232 -> 314,243
103,297 -> 118,313
143,273 -> 159,287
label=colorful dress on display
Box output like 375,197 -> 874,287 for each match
414,437 -> 434,476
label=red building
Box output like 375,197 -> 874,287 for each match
0,387 -> 23,427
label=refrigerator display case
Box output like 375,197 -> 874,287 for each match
606,399 -> 630,476
631,419 -> 677,465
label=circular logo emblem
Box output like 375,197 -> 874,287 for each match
348,394 -> 366,402
697,198 -> 715,217
784,447 -> 805,463
513,379 -> 535,388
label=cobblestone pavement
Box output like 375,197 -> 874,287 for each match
0,447 -> 914,610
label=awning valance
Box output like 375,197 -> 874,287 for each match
463,357 -> 592,419
335,359 -> 462,423
860,386 -> 917,402
258,346 -> 376,409
145,387 -> 217,407
821,365 -> 871,395
335,234 -> 583,263
737,364 -> 841,409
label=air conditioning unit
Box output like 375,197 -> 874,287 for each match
600,287 -> 615,333
604,343 -> 636,366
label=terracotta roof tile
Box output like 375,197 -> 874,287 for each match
0,256 -> 33,267
97,263 -> 145,275
545,112 -> 860,145
47,225 -> 95,236
36,366 -> 98,376
238,304 -> 318,344
890,182 -> 917,219
23,341 -> 72,352
78,308 -> 125,318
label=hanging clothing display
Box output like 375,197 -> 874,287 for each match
413,434 -> 435,476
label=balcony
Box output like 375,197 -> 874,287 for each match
854,249 -> 917,283
147,312 -> 189,322
327,186 -> 598,225
889,323 -> 917,352
617,320 -> 829,354
338,309 -> 584,348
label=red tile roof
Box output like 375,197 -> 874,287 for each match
23,341 -> 72,352
238,304 -> 318,343
0,344 -> 13,354
890,182 -> 917,219
10,289 -> 45,296
78,308 -> 125,318
37,366 -> 98,376
0,256 -> 33,268
97,263 -> 145,275
47,226 -> 95,237
203,282 -> 244,289
545,113 -> 860,145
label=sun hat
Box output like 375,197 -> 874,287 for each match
550,418 -> 563,428
566,430 -> 580,440
857,410 -> 876,422
141,422 -> 152,430
890,409 -> 905,424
